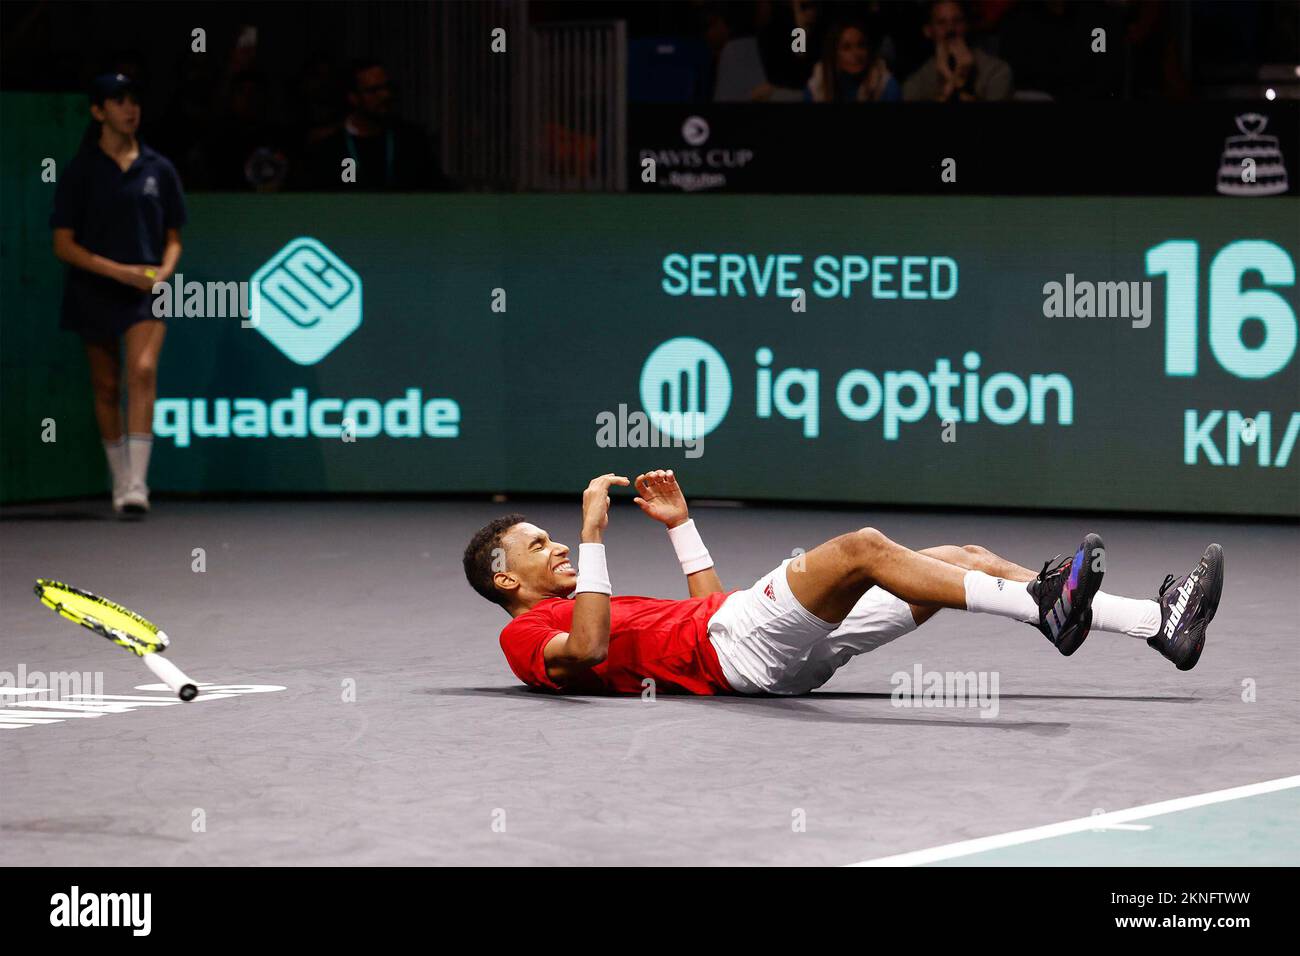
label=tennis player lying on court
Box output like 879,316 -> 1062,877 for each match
463,471 -> 1223,695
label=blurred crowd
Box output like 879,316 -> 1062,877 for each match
3,0 -> 1294,192
101,45 -> 448,193
628,0 -> 1218,103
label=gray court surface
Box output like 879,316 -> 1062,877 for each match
2,498 -> 1296,866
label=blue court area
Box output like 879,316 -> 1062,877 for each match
929,785 -> 1300,866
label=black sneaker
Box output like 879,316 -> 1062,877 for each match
1150,544 -> 1223,671
1027,533 -> 1105,656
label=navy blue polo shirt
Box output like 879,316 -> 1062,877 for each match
51,142 -> 187,336
51,141 -> 186,263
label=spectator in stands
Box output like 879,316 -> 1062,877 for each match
293,56 -> 343,149
807,21 -> 899,103
155,55 -> 219,188
903,0 -> 1012,102
754,1 -> 823,99
714,0 -> 820,102
302,59 -> 438,190
202,70 -> 293,191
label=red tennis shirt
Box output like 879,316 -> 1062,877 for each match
499,593 -> 737,695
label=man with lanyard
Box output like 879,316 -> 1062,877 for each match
305,59 -> 437,190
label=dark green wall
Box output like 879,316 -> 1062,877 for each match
2,91 -> 1297,515
1,93 -> 103,503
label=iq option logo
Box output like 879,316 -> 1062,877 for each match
638,337 -> 1075,442
250,237 -> 362,365
639,337 -> 733,441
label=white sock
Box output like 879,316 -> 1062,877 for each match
126,433 -> 153,492
1090,591 -> 1161,639
103,437 -> 128,494
962,571 -> 1038,623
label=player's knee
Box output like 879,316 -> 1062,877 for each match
958,544 -> 991,572
128,361 -> 157,390
851,526 -> 888,558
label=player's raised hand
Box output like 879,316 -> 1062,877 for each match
581,473 -> 629,541
633,469 -> 689,528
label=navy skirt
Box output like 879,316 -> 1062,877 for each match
60,268 -> 162,342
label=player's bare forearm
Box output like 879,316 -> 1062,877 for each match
554,473 -> 628,669
53,229 -> 125,282
687,566 -> 724,598
565,591 -> 611,664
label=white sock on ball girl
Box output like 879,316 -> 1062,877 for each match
126,433 -> 153,496
103,436 -> 128,506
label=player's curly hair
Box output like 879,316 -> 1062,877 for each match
463,513 -> 526,608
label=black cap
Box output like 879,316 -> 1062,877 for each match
89,72 -> 136,105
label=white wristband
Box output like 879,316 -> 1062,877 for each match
574,542 -> 612,595
667,519 -> 713,575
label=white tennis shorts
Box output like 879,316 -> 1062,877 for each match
707,558 -> 919,695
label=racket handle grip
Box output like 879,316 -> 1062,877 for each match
144,652 -> 199,702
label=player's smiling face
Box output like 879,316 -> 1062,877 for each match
498,522 -> 577,602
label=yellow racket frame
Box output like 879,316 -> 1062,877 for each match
34,579 -> 169,657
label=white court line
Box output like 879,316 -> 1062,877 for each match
850,773 -> 1300,867
1096,823 -> 1152,831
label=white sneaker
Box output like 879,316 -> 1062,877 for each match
110,476 -> 130,512
121,483 -> 150,516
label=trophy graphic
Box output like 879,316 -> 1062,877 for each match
1217,113 -> 1289,196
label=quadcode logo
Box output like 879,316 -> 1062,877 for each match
250,237 -> 362,365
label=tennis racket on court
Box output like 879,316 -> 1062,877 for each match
33,579 -> 199,701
